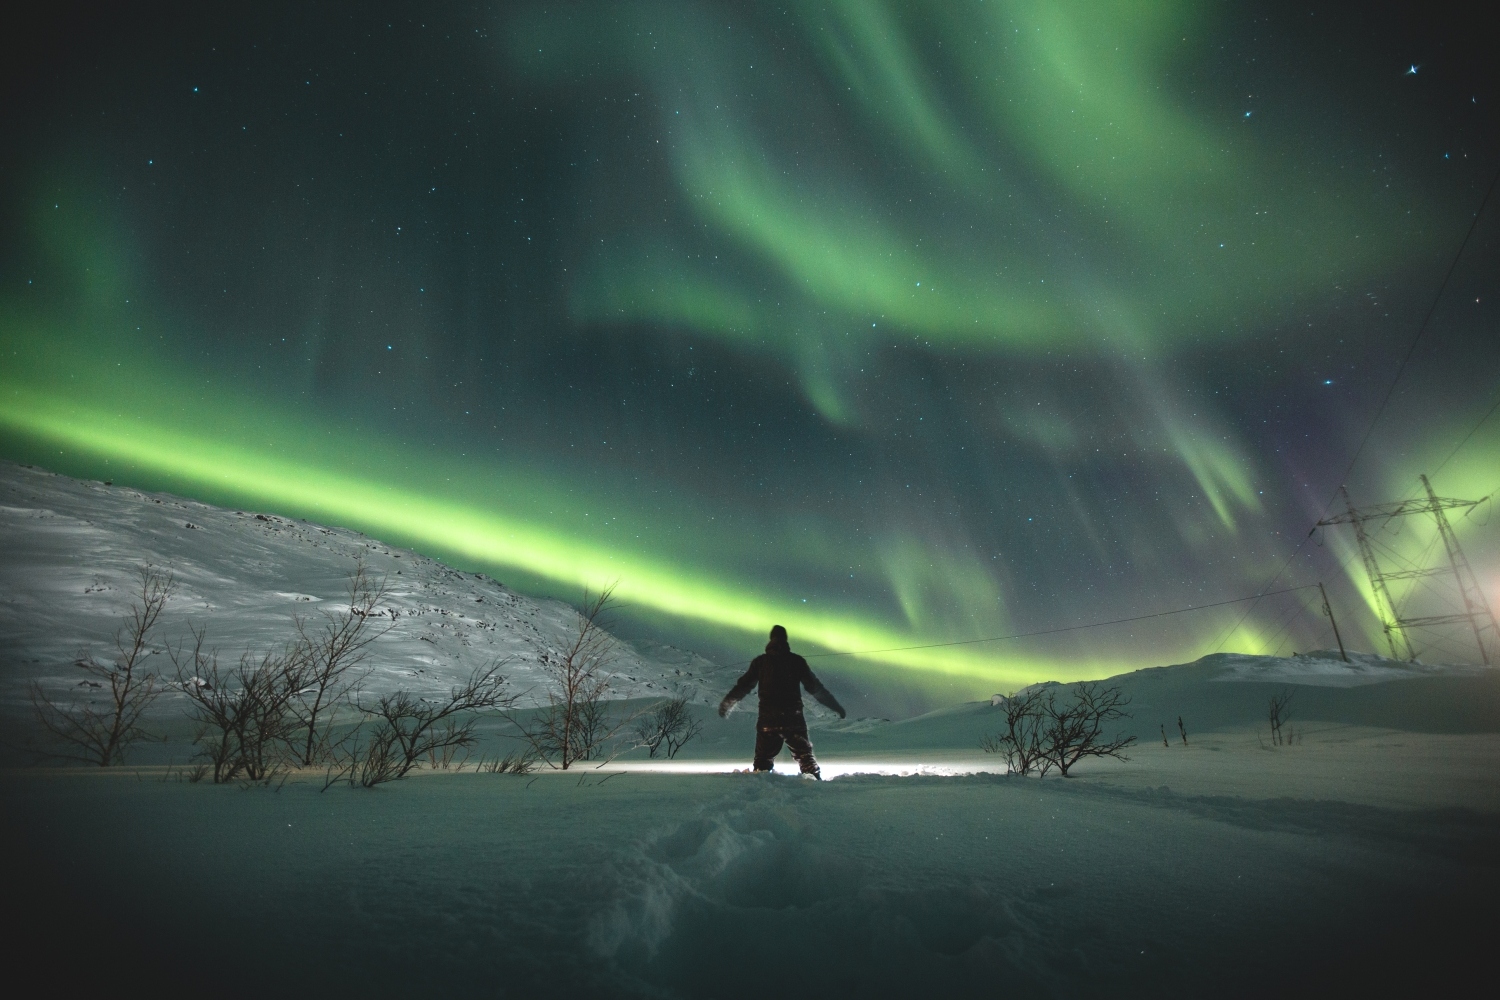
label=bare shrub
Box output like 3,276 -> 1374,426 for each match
1037,682 -> 1136,777
508,588 -> 632,769
426,735 -> 473,771
1268,688 -> 1294,746
29,566 -> 174,766
330,663 -> 513,788
333,724 -> 401,789
633,697 -> 703,759
174,630 -> 305,784
476,748 -> 539,774
288,562 -> 392,766
979,687 -> 1050,775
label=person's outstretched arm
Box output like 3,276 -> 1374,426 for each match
719,662 -> 759,717
803,666 -> 846,719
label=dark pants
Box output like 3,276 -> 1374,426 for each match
754,716 -> 819,774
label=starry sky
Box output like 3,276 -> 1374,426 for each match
3,2 -> 1498,708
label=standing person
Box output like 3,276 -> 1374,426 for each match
718,624 -> 846,779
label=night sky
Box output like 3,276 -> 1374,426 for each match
3,2 -> 1498,706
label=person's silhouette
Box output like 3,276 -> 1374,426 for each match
719,624 -> 845,779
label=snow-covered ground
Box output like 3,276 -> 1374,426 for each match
5,463 -> 1499,996
5,736 -> 1496,998
0,462 -> 736,709
1203,648 -> 1488,687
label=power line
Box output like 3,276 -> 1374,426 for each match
1210,162 -> 1500,654
1433,387 -> 1500,478
733,171 -> 1500,672
1366,381 -> 1500,518
803,585 -> 1318,661
1337,165 -> 1500,488
1268,588 -> 1320,657
1209,542 -> 1310,654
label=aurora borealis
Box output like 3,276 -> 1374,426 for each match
3,2 -> 1498,704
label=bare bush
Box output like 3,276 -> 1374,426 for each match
979,687 -> 1050,776
174,629 -> 305,784
29,566 -> 174,766
1268,688 -> 1294,746
509,588 -> 631,769
331,663 -> 513,788
632,697 -> 703,759
288,562 -> 392,765
475,748 -> 539,774
1038,682 -> 1136,777
331,724 -> 401,789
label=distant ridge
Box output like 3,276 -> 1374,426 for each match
0,462 -> 737,711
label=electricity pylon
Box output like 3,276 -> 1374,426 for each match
1318,582 -> 1349,662
1317,477 -> 1497,665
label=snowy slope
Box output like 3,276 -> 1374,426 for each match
0,462 -> 736,709
787,648 -> 1499,758
1201,648 -> 1489,687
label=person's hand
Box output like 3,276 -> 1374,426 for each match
813,686 -> 846,720
718,698 -> 733,718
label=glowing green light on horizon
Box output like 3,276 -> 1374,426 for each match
1,375 -> 1130,690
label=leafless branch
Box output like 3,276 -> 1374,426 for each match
475,747 -> 540,774
632,697 -> 703,759
29,566 -> 174,766
979,687 -> 1050,776
1036,682 -> 1136,777
506,587 -> 632,769
173,628 -> 305,784
288,561 -> 392,766
334,662 -> 514,788
1269,688 -> 1294,746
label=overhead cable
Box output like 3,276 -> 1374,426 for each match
1210,161 -> 1500,653
804,584 -> 1318,660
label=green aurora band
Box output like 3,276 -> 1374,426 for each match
0,331 -> 1111,687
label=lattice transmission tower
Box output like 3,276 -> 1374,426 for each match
1317,475 -> 1497,664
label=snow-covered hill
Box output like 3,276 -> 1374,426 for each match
0,462 -> 735,708
1196,648 -> 1490,686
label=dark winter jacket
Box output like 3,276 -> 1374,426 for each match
722,640 -> 844,722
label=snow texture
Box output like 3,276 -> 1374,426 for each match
0,462 -> 735,709
5,760 -> 1496,998
1203,649 -> 1486,687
